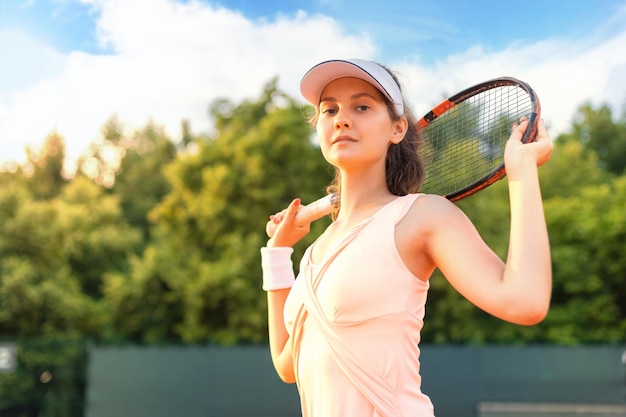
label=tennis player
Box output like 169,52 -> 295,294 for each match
261,59 -> 552,417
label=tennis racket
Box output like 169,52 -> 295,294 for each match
266,76 -> 540,237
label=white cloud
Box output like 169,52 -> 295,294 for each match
394,31 -> 626,136
0,0 -> 376,164
1,0 -> 625,166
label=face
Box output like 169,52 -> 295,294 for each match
316,77 -> 407,172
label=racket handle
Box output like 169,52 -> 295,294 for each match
265,194 -> 336,238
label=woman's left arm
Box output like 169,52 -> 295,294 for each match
502,118 -> 553,322
425,119 -> 553,325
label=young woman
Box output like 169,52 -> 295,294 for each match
261,59 -> 553,417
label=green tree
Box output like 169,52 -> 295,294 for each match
537,103 -> 626,344
59,176 -> 143,300
0,123 -> 143,415
568,103 -> 626,175
0,337 -> 87,417
542,175 -> 626,344
0,176 -> 141,336
0,173 -> 141,416
23,132 -> 69,200
0,183 -> 100,337
103,80 -> 332,344
110,121 -> 177,241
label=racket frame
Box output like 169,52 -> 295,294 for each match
418,76 -> 541,201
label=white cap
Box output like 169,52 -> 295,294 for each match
300,59 -> 404,116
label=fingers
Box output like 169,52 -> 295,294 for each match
535,118 -> 549,142
533,119 -> 553,166
510,118 -> 529,143
266,198 -> 302,239
269,198 -> 301,225
505,117 -> 552,172
266,198 -> 310,246
512,117 -> 528,130
269,212 -> 284,225
512,116 -> 528,129
284,198 -> 301,222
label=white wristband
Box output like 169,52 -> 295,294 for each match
260,247 -> 296,291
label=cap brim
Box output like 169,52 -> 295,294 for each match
300,59 -> 404,115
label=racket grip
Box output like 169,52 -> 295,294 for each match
265,194 -> 336,238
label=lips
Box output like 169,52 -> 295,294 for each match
332,135 -> 357,144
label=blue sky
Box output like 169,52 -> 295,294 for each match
4,0 -> 621,58
1,0 -> 626,166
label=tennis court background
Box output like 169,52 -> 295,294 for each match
85,345 -> 626,417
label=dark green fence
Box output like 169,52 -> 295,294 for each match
85,345 -> 300,417
1,342 -> 625,417
420,345 -> 626,416
85,345 -> 626,417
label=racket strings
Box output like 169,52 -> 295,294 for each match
420,85 -> 533,197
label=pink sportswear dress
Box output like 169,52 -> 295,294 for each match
284,193 -> 435,417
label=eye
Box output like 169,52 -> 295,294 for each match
356,105 -> 370,112
320,106 -> 338,115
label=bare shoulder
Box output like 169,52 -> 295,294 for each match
395,193 -> 469,279
403,193 -> 468,231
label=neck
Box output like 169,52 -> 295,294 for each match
336,169 -> 395,220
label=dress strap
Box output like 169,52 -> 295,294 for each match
393,193 -> 423,225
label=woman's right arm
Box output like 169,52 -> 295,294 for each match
267,288 -> 295,383
263,198 -> 310,383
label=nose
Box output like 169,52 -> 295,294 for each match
334,111 -> 351,130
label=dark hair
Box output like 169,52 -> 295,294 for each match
308,65 -> 425,220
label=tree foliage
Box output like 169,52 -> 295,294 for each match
110,120 -> 177,241
0,82 -> 624,352
102,79 -> 332,344
566,103 -> 626,175
23,132 -> 69,200
0,176 -> 141,338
